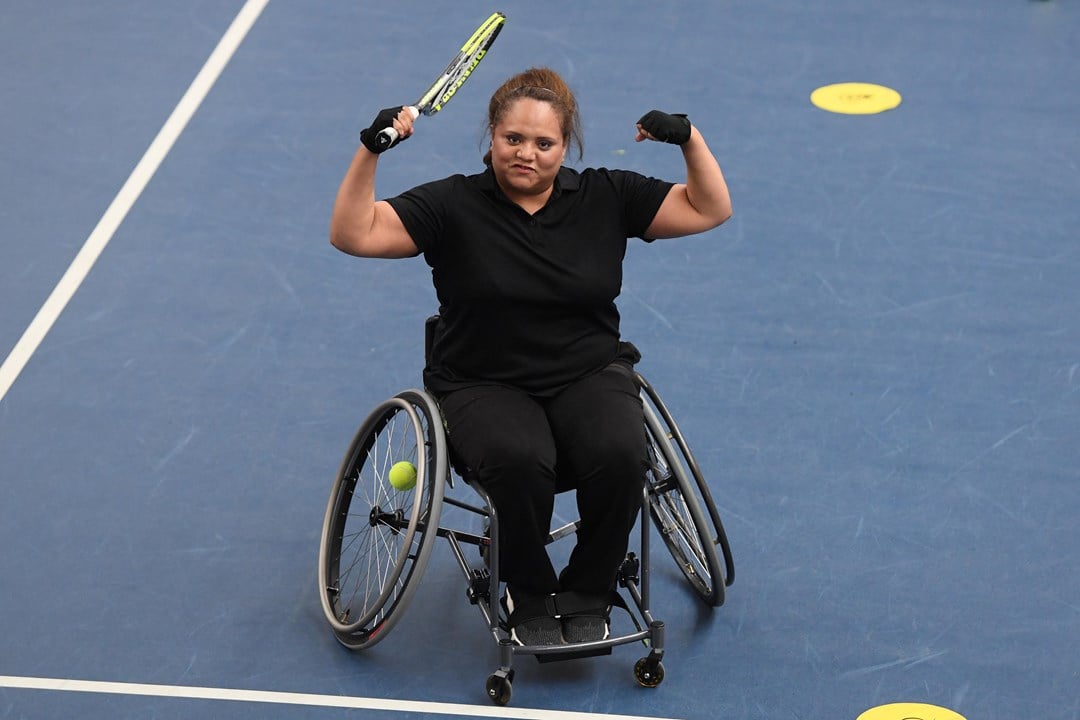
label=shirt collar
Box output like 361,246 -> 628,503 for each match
477,165 -> 581,201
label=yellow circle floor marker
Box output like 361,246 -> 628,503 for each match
858,702 -> 966,720
811,82 -> 902,114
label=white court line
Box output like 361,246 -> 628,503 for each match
0,675 -> 682,720
0,0 -> 270,405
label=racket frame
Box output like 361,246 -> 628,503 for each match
374,12 -> 505,149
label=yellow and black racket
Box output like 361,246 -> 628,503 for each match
374,11 -> 506,150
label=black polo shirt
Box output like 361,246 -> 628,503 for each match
387,166 -> 673,395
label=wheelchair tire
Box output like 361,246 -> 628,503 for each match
318,389 -> 447,649
639,374 -> 732,607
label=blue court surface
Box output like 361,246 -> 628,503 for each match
1,2 -> 1077,719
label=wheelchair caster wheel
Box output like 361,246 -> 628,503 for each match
486,672 -> 513,706
634,657 -> 665,688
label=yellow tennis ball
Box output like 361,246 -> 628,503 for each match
388,461 -> 417,491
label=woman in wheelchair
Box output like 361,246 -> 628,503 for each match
329,67 -> 731,648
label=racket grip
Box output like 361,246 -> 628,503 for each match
373,106 -> 420,150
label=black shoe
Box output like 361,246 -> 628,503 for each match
561,611 -> 610,643
505,589 -> 563,646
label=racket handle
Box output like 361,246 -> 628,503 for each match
374,106 -> 421,150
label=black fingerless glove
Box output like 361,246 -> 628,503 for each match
360,107 -> 408,154
637,110 -> 692,145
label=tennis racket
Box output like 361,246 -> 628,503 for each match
374,11 -> 506,150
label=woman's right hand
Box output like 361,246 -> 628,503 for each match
359,106 -> 418,154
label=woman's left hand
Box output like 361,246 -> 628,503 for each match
635,110 -> 692,144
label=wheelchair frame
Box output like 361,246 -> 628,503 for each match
317,371 -> 734,706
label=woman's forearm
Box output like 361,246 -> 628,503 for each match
329,146 -> 379,256
681,126 -> 732,227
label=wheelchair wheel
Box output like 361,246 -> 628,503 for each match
318,389 -> 447,649
639,374 -> 734,607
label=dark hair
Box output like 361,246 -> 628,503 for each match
482,67 -> 584,165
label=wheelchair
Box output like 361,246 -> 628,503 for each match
317,320 -> 735,706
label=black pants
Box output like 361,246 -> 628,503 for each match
437,363 -> 647,600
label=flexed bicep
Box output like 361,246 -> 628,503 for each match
332,198 -> 419,259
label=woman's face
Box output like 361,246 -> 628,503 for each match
489,98 -> 567,207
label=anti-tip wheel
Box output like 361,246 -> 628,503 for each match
634,657 -> 665,688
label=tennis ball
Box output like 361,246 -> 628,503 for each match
388,461 -> 417,491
